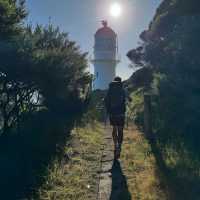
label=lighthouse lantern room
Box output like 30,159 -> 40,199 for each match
92,21 -> 120,90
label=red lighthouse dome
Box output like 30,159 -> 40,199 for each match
95,21 -> 116,38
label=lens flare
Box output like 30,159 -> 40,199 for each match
110,3 -> 122,18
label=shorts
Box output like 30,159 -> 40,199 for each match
109,114 -> 125,127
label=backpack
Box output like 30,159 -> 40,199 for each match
105,81 -> 126,114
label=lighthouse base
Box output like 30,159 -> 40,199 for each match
93,62 -> 116,90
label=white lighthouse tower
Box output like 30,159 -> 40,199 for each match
92,21 -> 120,90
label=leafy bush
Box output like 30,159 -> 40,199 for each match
0,0 -> 91,198
127,1 -> 200,198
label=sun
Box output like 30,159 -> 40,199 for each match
110,2 -> 122,18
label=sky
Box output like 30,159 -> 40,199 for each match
26,0 -> 162,80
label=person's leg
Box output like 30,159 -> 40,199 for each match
112,126 -> 118,149
112,126 -> 119,160
118,126 -> 124,148
114,126 -> 124,159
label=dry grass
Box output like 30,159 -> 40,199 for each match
37,123 -> 171,200
121,126 -> 169,200
37,122 -> 104,200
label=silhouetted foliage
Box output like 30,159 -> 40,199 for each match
0,0 -> 91,198
128,0 -> 200,198
0,23 -> 91,134
0,0 -> 27,38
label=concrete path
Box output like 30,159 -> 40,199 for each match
97,127 -> 131,200
97,127 -> 113,200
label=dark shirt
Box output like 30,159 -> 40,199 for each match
105,81 -> 126,115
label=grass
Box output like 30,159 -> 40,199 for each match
120,126 -> 169,200
126,89 -> 200,199
37,122 -> 104,200
36,122 -> 170,200
34,118 -> 200,200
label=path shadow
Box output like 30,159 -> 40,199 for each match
0,111 -> 75,199
109,160 -> 131,200
149,139 -> 200,200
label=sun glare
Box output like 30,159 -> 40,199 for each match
110,2 -> 122,18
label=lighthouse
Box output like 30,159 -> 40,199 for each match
92,21 -> 120,90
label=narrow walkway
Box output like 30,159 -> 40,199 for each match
97,125 -> 169,200
97,126 -> 131,200
97,127 -> 113,200
34,123 -> 169,199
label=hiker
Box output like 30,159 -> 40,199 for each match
104,76 -> 127,159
